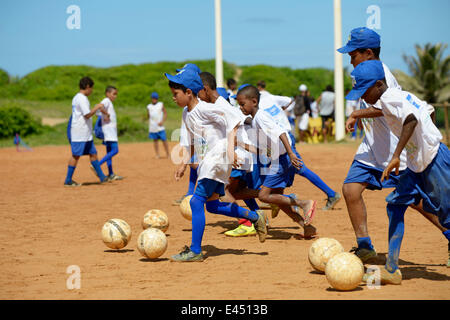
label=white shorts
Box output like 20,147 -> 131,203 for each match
298,113 -> 309,131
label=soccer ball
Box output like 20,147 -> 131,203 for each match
101,218 -> 132,250
308,237 -> 344,272
137,228 -> 168,259
179,195 -> 193,221
325,252 -> 364,291
142,209 -> 169,232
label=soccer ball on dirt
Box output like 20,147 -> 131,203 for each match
325,252 -> 364,291
137,227 -> 168,259
142,209 -> 169,232
101,218 -> 132,250
179,195 -> 193,221
308,237 -> 344,272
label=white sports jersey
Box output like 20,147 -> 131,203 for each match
259,91 -> 292,133
147,102 -> 165,133
179,106 -> 189,148
353,63 -> 408,170
99,97 -> 118,141
70,92 -> 93,142
379,88 -> 442,173
182,100 -> 242,184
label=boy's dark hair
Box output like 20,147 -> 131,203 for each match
168,80 -> 188,93
357,47 -> 381,59
199,72 -> 217,90
325,85 -> 334,92
105,85 -> 117,94
237,85 -> 260,104
227,78 -> 236,87
79,77 -> 94,90
257,80 -> 266,89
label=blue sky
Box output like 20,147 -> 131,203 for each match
1,0 -> 449,77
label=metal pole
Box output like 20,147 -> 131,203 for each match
215,0 -> 224,87
333,0 -> 345,141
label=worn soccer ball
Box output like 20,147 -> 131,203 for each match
101,218 -> 132,249
179,195 -> 193,221
142,209 -> 169,232
325,252 -> 364,291
308,237 -> 344,272
137,228 -> 168,259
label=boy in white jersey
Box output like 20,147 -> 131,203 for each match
165,68 -> 267,262
95,86 -> 123,181
256,81 -> 341,213
198,74 -> 261,237
64,77 -> 110,186
338,27 -> 448,264
147,92 -> 169,159
346,60 -> 450,284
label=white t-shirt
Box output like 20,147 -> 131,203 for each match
353,63 -> 408,170
346,99 -> 358,118
179,106 -> 189,148
99,97 -> 118,141
379,88 -> 442,173
259,91 -> 292,133
319,91 -> 335,116
70,92 -> 93,142
147,102 -> 165,133
182,100 -> 242,184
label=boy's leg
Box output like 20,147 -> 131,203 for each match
89,153 -> 107,182
99,142 -> 119,176
162,140 -> 170,158
153,139 -> 160,158
65,155 -> 80,185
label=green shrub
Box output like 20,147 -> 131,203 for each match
116,115 -> 147,137
0,106 -> 47,138
0,69 -> 9,86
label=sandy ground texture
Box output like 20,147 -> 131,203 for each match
0,141 -> 449,300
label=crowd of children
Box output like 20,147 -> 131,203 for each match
63,26 -> 449,285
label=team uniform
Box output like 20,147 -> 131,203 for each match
69,92 -> 96,156
147,101 -> 167,141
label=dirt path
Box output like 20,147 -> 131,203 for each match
0,142 -> 448,299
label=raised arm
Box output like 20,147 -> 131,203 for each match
346,106 -> 383,132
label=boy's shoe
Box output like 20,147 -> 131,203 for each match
100,176 -> 112,184
322,192 -> 342,210
254,210 -> 268,243
270,204 -> 280,219
225,224 -> 256,237
363,267 -> 402,285
303,224 -> 317,239
108,174 -> 124,181
169,246 -> 204,262
64,180 -> 81,187
350,246 -> 377,263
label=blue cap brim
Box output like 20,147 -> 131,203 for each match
337,45 -> 357,54
165,73 -> 181,84
345,88 -> 367,101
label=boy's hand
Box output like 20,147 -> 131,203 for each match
381,157 -> 400,182
158,121 -> 164,126
103,113 -> 111,123
288,152 -> 303,169
345,115 -> 357,132
175,164 -> 187,181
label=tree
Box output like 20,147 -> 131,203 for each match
395,43 -> 450,104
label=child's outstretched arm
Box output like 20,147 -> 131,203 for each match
381,114 -> 418,181
346,106 -> 383,132
280,133 -> 303,169
85,103 -> 109,120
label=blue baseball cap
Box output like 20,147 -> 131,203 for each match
216,87 -> 230,100
346,60 -> 385,100
151,92 -> 158,99
176,63 -> 201,74
231,84 -> 251,99
337,27 -> 381,53
165,68 -> 204,94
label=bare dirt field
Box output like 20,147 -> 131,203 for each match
0,141 -> 448,300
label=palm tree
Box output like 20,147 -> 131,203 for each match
394,43 -> 450,103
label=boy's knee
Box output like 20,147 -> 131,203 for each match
342,183 -> 360,201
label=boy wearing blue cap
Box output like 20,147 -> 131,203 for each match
165,68 -> 268,262
338,27 -> 447,264
147,92 -> 169,159
346,59 -> 450,284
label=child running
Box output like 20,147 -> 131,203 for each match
165,68 -> 267,262
346,60 -> 450,284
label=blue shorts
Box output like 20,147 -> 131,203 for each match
344,160 -> 402,190
386,143 -> 450,229
149,130 -> 167,141
260,153 -> 296,189
71,140 -> 97,156
194,178 -> 225,198
230,168 -> 262,190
